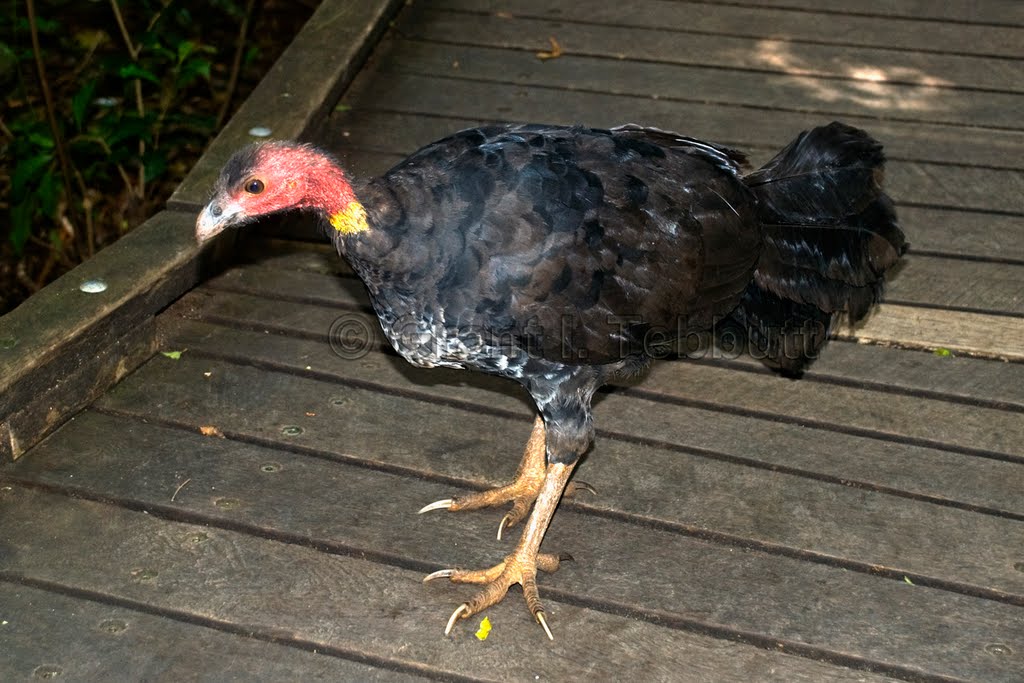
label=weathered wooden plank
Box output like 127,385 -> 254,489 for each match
336,68 -> 1024,171
887,255 -> 1024,315
634,356 -> 1024,458
727,341 -> 1024,413
0,483 -> 901,682
897,206 -> 1024,264
837,305 -> 1024,362
8,413 -> 1022,681
394,12 -> 1024,116
730,0 -> 1024,25
386,39 -> 1024,131
159,310 -> 1024,518
96,348 -> 1024,588
435,0 -> 1024,59
0,583 -> 424,682
168,0 -> 404,209
0,321 -> 156,463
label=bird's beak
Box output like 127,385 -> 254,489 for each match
195,199 -> 245,243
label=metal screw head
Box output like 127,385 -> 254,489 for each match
260,462 -> 282,473
280,425 -> 303,436
79,279 -> 108,293
985,643 -> 1013,656
214,497 -> 241,510
248,126 -> 272,137
329,397 -> 350,407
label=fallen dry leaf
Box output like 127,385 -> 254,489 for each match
199,425 -> 224,438
536,36 -> 563,61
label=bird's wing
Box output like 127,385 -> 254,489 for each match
362,125 -> 761,366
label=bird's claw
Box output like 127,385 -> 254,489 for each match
536,610 -> 554,640
423,568 -> 456,583
566,480 -> 597,497
497,513 -> 513,541
444,604 -> 469,636
417,498 -> 453,514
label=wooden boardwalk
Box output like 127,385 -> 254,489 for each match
2,1 -> 1023,681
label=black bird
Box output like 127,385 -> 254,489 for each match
196,121 -> 906,639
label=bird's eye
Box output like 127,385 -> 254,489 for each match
245,178 -> 265,194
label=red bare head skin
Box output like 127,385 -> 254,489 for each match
196,141 -> 360,242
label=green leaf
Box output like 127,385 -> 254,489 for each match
9,199 -> 36,255
933,347 -> 952,358
118,63 -> 160,84
161,350 -> 185,360
37,171 -> 61,217
0,42 -> 17,83
243,45 -> 260,66
903,576 -> 914,585
11,154 -> 53,199
143,151 -> 167,182
176,40 -> 195,64
177,57 -> 211,87
71,81 -> 97,130
27,132 -> 55,150
105,116 -> 154,147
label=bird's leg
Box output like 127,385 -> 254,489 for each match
424,459 -> 577,640
419,417 -> 594,539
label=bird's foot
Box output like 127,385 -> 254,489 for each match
424,550 -> 570,640
418,417 -> 594,539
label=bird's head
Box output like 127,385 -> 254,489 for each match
196,141 -> 367,243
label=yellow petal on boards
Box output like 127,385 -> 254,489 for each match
475,616 -> 492,641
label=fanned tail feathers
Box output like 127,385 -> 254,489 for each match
730,122 -> 907,375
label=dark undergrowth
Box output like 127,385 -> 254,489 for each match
1,0 -> 317,315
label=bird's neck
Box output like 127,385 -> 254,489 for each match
302,161 -> 370,237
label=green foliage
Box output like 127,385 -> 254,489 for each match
2,0 -> 255,257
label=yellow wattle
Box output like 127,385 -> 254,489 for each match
329,201 -> 369,234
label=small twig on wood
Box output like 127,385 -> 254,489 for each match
216,0 -> 258,129
171,478 -> 192,502
26,0 -> 79,229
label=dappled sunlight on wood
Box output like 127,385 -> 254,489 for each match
753,39 -> 954,112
